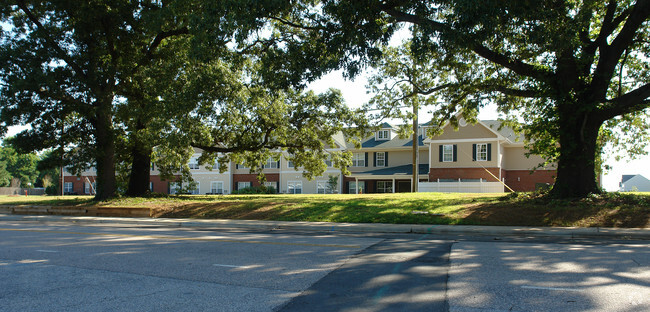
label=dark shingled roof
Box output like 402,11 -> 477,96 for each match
355,164 -> 429,176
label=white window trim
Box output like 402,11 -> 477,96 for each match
210,181 -> 224,194
349,181 -> 365,194
376,152 -> 386,167
376,181 -> 392,193
264,157 -> 278,169
191,182 -> 200,195
377,129 -> 390,140
287,181 -> 302,194
352,153 -> 365,167
443,144 -> 454,162
64,182 -> 73,193
238,181 -> 251,189
476,143 -> 488,161
189,157 -> 200,170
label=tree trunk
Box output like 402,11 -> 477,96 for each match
94,102 -> 117,201
125,134 -> 152,197
549,109 -> 602,198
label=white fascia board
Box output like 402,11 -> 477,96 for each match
428,138 -> 504,144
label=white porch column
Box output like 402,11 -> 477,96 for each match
392,178 -> 396,193
355,177 -> 359,194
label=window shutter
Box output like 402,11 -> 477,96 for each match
439,145 -> 443,162
472,144 -> 477,161
345,181 -> 349,194
453,145 -> 457,162
365,152 -> 368,167
384,152 -> 388,167
373,152 -> 377,167
487,143 -> 492,161
277,160 -> 280,168
236,164 -> 240,169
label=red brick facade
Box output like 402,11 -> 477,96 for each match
504,170 -> 556,192
428,167 -> 556,192
232,173 -> 279,190
64,174 -> 179,194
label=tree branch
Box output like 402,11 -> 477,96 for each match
382,7 -> 555,83
16,1 -> 87,80
600,82 -> 650,121
590,1 -> 650,101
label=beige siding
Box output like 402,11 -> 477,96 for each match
502,146 -> 553,170
429,142 -> 499,168
279,171 -> 342,194
432,123 -> 498,140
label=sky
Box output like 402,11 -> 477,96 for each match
307,70 -> 650,192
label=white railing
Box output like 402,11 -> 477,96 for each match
419,179 -> 504,193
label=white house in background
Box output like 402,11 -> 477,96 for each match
619,174 -> 650,192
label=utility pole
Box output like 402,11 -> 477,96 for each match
412,92 -> 419,193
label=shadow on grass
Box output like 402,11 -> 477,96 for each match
461,193 -> 650,228
154,194 -> 500,225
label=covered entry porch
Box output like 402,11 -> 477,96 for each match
344,164 -> 429,194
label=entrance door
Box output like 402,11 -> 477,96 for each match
397,181 -> 411,193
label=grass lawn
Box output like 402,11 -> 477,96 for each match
1,192 -> 648,228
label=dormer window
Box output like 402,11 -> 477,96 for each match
377,129 -> 390,140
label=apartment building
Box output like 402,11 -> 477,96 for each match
63,119 -> 556,195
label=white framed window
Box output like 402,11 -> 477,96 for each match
237,164 -> 248,169
84,182 -> 96,194
287,160 -> 294,168
263,157 -> 278,169
169,182 -> 180,195
377,130 -> 390,140
287,181 -> 302,194
189,158 -> 200,170
349,181 -> 366,194
324,156 -> 332,167
264,182 -> 277,192
189,182 -> 200,195
210,181 -> 224,194
351,153 -> 365,167
317,180 -> 333,194
64,182 -> 73,193
212,161 -> 219,170
238,181 -> 251,190
443,145 -> 454,162
376,152 -> 386,167
476,143 -> 488,161
376,181 -> 392,193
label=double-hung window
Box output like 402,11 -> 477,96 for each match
376,181 -> 392,193
376,152 -> 386,167
237,181 -> 251,190
351,153 -> 365,167
188,158 -> 200,170
287,181 -> 302,194
210,181 -> 224,194
348,181 -> 365,194
377,130 -> 389,140
64,182 -> 73,193
476,143 -> 488,161
443,145 -> 454,162
263,157 -> 278,169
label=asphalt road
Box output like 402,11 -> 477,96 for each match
0,219 -> 648,312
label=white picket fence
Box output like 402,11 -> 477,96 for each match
418,180 -> 504,193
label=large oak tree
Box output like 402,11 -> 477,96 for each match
251,0 -> 650,198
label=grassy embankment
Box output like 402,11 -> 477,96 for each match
1,192 -> 648,228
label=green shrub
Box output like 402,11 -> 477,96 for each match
231,186 -> 277,194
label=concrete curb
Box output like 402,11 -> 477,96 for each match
1,214 -> 649,240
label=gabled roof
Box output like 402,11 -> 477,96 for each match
349,133 -> 426,149
352,164 -> 429,176
621,174 -> 637,183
